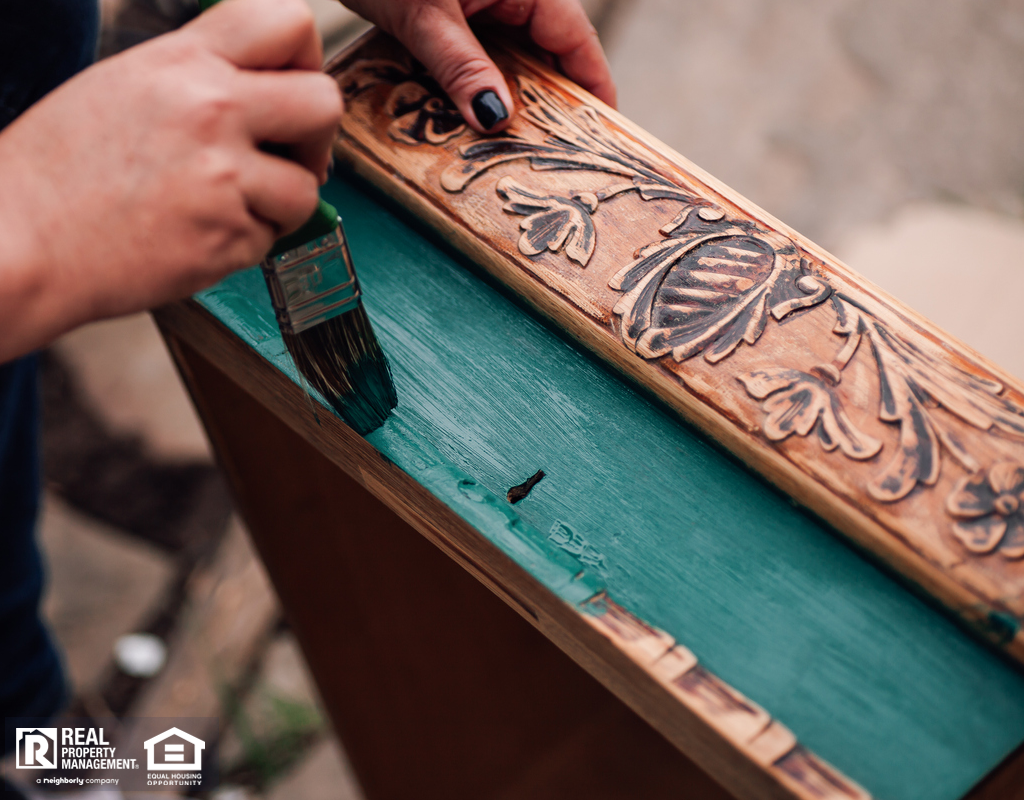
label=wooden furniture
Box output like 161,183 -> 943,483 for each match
156,174 -> 1024,800
155,32 -> 1024,800
330,32 -> 1024,664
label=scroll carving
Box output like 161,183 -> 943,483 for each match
333,44 -> 1024,596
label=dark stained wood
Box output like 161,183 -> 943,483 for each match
965,742 -> 1024,800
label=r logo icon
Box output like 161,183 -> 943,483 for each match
15,728 -> 57,769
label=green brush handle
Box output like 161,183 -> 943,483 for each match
268,197 -> 340,257
196,0 -> 338,253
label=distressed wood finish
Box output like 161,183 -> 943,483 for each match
328,31 -> 1024,658
163,334 -> 737,800
155,301 -> 866,800
157,173 -> 1024,800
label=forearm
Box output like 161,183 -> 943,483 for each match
0,168 -> 74,362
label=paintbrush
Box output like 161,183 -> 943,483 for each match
198,0 -> 397,434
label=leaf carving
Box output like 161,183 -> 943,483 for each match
833,297 -> 1024,502
496,177 -> 598,266
441,77 -> 693,195
338,58 -> 410,97
610,226 -> 831,363
738,369 -> 882,460
342,52 -> 1024,518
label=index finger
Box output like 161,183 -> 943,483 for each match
486,0 -> 617,108
186,0 -> 323,71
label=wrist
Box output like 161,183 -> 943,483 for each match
0,157 -> 71,361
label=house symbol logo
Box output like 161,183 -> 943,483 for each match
15,728 -> 58,769
143,728 -> 205,771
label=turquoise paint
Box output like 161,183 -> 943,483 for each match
197,177 -> 1024,800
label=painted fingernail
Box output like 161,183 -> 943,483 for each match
471,90 -> 508,131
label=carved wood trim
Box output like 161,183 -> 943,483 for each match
328,31 -> 1024,662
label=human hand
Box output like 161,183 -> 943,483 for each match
342,0 -> 616,132
0,0 -> 342,361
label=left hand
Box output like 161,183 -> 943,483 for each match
341,0 -> 616,133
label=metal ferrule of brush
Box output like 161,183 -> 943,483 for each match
260,218 -> 361,335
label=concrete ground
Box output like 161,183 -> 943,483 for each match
8,1 -> 1023,798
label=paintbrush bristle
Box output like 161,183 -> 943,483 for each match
281,304 -> 397,435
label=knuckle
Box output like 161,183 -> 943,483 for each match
490,0 -> 534,26
293,171 -> 320,212
189,90 -> 242,139
196,147 -> 243,188
278,0 -> 317,36
312,74 -> 345,121
394,1 -> 450,44
436,51 -> 495,96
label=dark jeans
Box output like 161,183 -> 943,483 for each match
0,0 -> 99,754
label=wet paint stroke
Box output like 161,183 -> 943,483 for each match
196,176 -> 1024,800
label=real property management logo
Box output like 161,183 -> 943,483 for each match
13,725 -> 206,772
15,726 -> 134,771
8,719 -> 213,792
15,728 -> 58,769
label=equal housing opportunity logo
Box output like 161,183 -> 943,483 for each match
144,728 -> 205,771
5,719 -> 215,792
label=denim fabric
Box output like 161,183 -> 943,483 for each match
0,0 -> 99,751
0,0 -> 100,129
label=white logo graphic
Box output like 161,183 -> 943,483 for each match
15,728 -> 58,769
143,728 -> 205,771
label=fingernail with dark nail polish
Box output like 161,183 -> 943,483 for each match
472,90 -> 508,131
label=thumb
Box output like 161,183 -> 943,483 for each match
391,3 -> 514,133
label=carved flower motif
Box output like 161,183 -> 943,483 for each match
496,177 -> 598,266
946,462 -> 1024,558
338,58 -> 465,145
738,368 -> 882,460
385,79 -> 465,145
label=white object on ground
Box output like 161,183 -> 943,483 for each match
113,633 -> 167,678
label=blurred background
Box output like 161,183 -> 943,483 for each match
6,0 -> 1024,797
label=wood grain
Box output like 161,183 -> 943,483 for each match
166,334 -> 738,800
156,302 -> 866,800
327,31 -> 1024,662
174,171 -> 1024,800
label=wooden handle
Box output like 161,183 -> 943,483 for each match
327,30 -> 1024,662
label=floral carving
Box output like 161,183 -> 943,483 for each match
340,59 -> 465,145
947,462 -> 1024,558
340,54 -> 1024,554
385,80 -> 465,145
496,177 -> 597,266
440,79 -> 680,193
610,222 -> 830,363
432,76 -> 833,361
832,296 -> 1024,502
738,369 -> 882,459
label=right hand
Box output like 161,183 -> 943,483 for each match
0,0 -> 343,362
